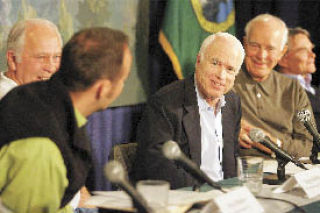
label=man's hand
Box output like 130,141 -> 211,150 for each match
239,126 -> 254,149
79,186 -> 95,208
239,119 -> 272,155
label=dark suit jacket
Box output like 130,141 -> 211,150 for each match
134,77 -> 241,189
306,86 -> 320,132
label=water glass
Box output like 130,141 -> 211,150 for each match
136,180 -> 170,211
237,156 -> 263,195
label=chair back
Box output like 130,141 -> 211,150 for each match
109,142 -> 138,181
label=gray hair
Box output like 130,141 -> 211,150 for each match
198,32 -> 245,73
244,14 -> 288,50
6,18 -> 62,61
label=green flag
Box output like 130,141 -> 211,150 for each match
159,0 -> 235,79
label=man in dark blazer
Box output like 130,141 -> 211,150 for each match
278,27 -> 320,132
134,32 -> 245,189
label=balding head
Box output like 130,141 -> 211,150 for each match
245,14 -> 288,51
7,18 -> 62,61
6,18 -> 63,84
243,14 -> 288,82
198,32 -> 245,73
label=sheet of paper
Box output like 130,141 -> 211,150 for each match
86,189 -> 223,212
263,159 -> 319,175
214,187 -> 264,213
86,191 -> 134,212
273,168 -> 320,199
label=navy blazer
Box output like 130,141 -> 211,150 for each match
134,77 -> 241,189
306,86 -> 320,132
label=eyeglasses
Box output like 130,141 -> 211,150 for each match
26,55 -> 61,64
246,42 -> 279,55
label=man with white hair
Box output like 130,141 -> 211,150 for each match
134,32 -> 245,189
0,18 -> 62,99
233,14 -> 314,157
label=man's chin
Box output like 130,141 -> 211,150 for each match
307,68 -> 316,74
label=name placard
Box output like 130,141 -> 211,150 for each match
214,187 -> 264,213
273,167 -> 320,198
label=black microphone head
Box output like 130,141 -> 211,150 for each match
162,140 -> 181,160
104,160 -> 126,184
249,128 -> 265,142
297,109 -> 311,122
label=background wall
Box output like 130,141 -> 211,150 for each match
0,0 -> 149,107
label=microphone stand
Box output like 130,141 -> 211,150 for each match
192,182 -> 201,192
310,138 -> 320,164
264,154 -> 290,185
116,181 -> 154,213
276,157 -> 289,183
301,120 -> 320,164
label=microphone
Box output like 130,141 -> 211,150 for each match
104,160 -> 154,213
249,128 -> 307,170
162,140 -> 223,191
297,109 -> 320,145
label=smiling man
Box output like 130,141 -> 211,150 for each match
233,14 -> 314,158
0,18 -> 62,99
278,27 -> 320,132
134,32 -> 245,189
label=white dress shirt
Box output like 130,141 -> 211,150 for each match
0,72 -> 17,100
283,73 -> 315,95
195,79 -> 226,182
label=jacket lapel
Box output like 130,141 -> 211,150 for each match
182,77 -> 201,166
221,94 -> 233,171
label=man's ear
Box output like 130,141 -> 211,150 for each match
278,45 -> 289,67
278,54 -> 289,68
6,51 -> 17,71
94,79 -> 112,100
243,36 -> 248,46
196,54 -> 201,64
279,44 -> 288,59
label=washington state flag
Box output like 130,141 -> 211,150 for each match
159,0 -> 235,79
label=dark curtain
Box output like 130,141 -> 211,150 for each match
87,0 -> 320,191
87,104 -> 145,190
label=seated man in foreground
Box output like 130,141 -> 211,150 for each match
0,27 -> 132,212
233,14 -> 314,158
134,32 -> 245,189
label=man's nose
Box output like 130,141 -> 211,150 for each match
216,67 -> 227,79
309,50 -> 316,59
43,57 -> 60,73
256,48 -> 268,60
43,62 -> 59,73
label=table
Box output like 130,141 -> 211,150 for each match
97,160 -> 320,212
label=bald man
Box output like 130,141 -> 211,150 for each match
0,18 -> 62,99
233,14 -> 314,158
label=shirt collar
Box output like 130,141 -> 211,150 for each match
242,66 -> 277,95
74,108 -> 87,128
282,73 -> 315,94
194,75 -> 226,111
282,73 -> 304,82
